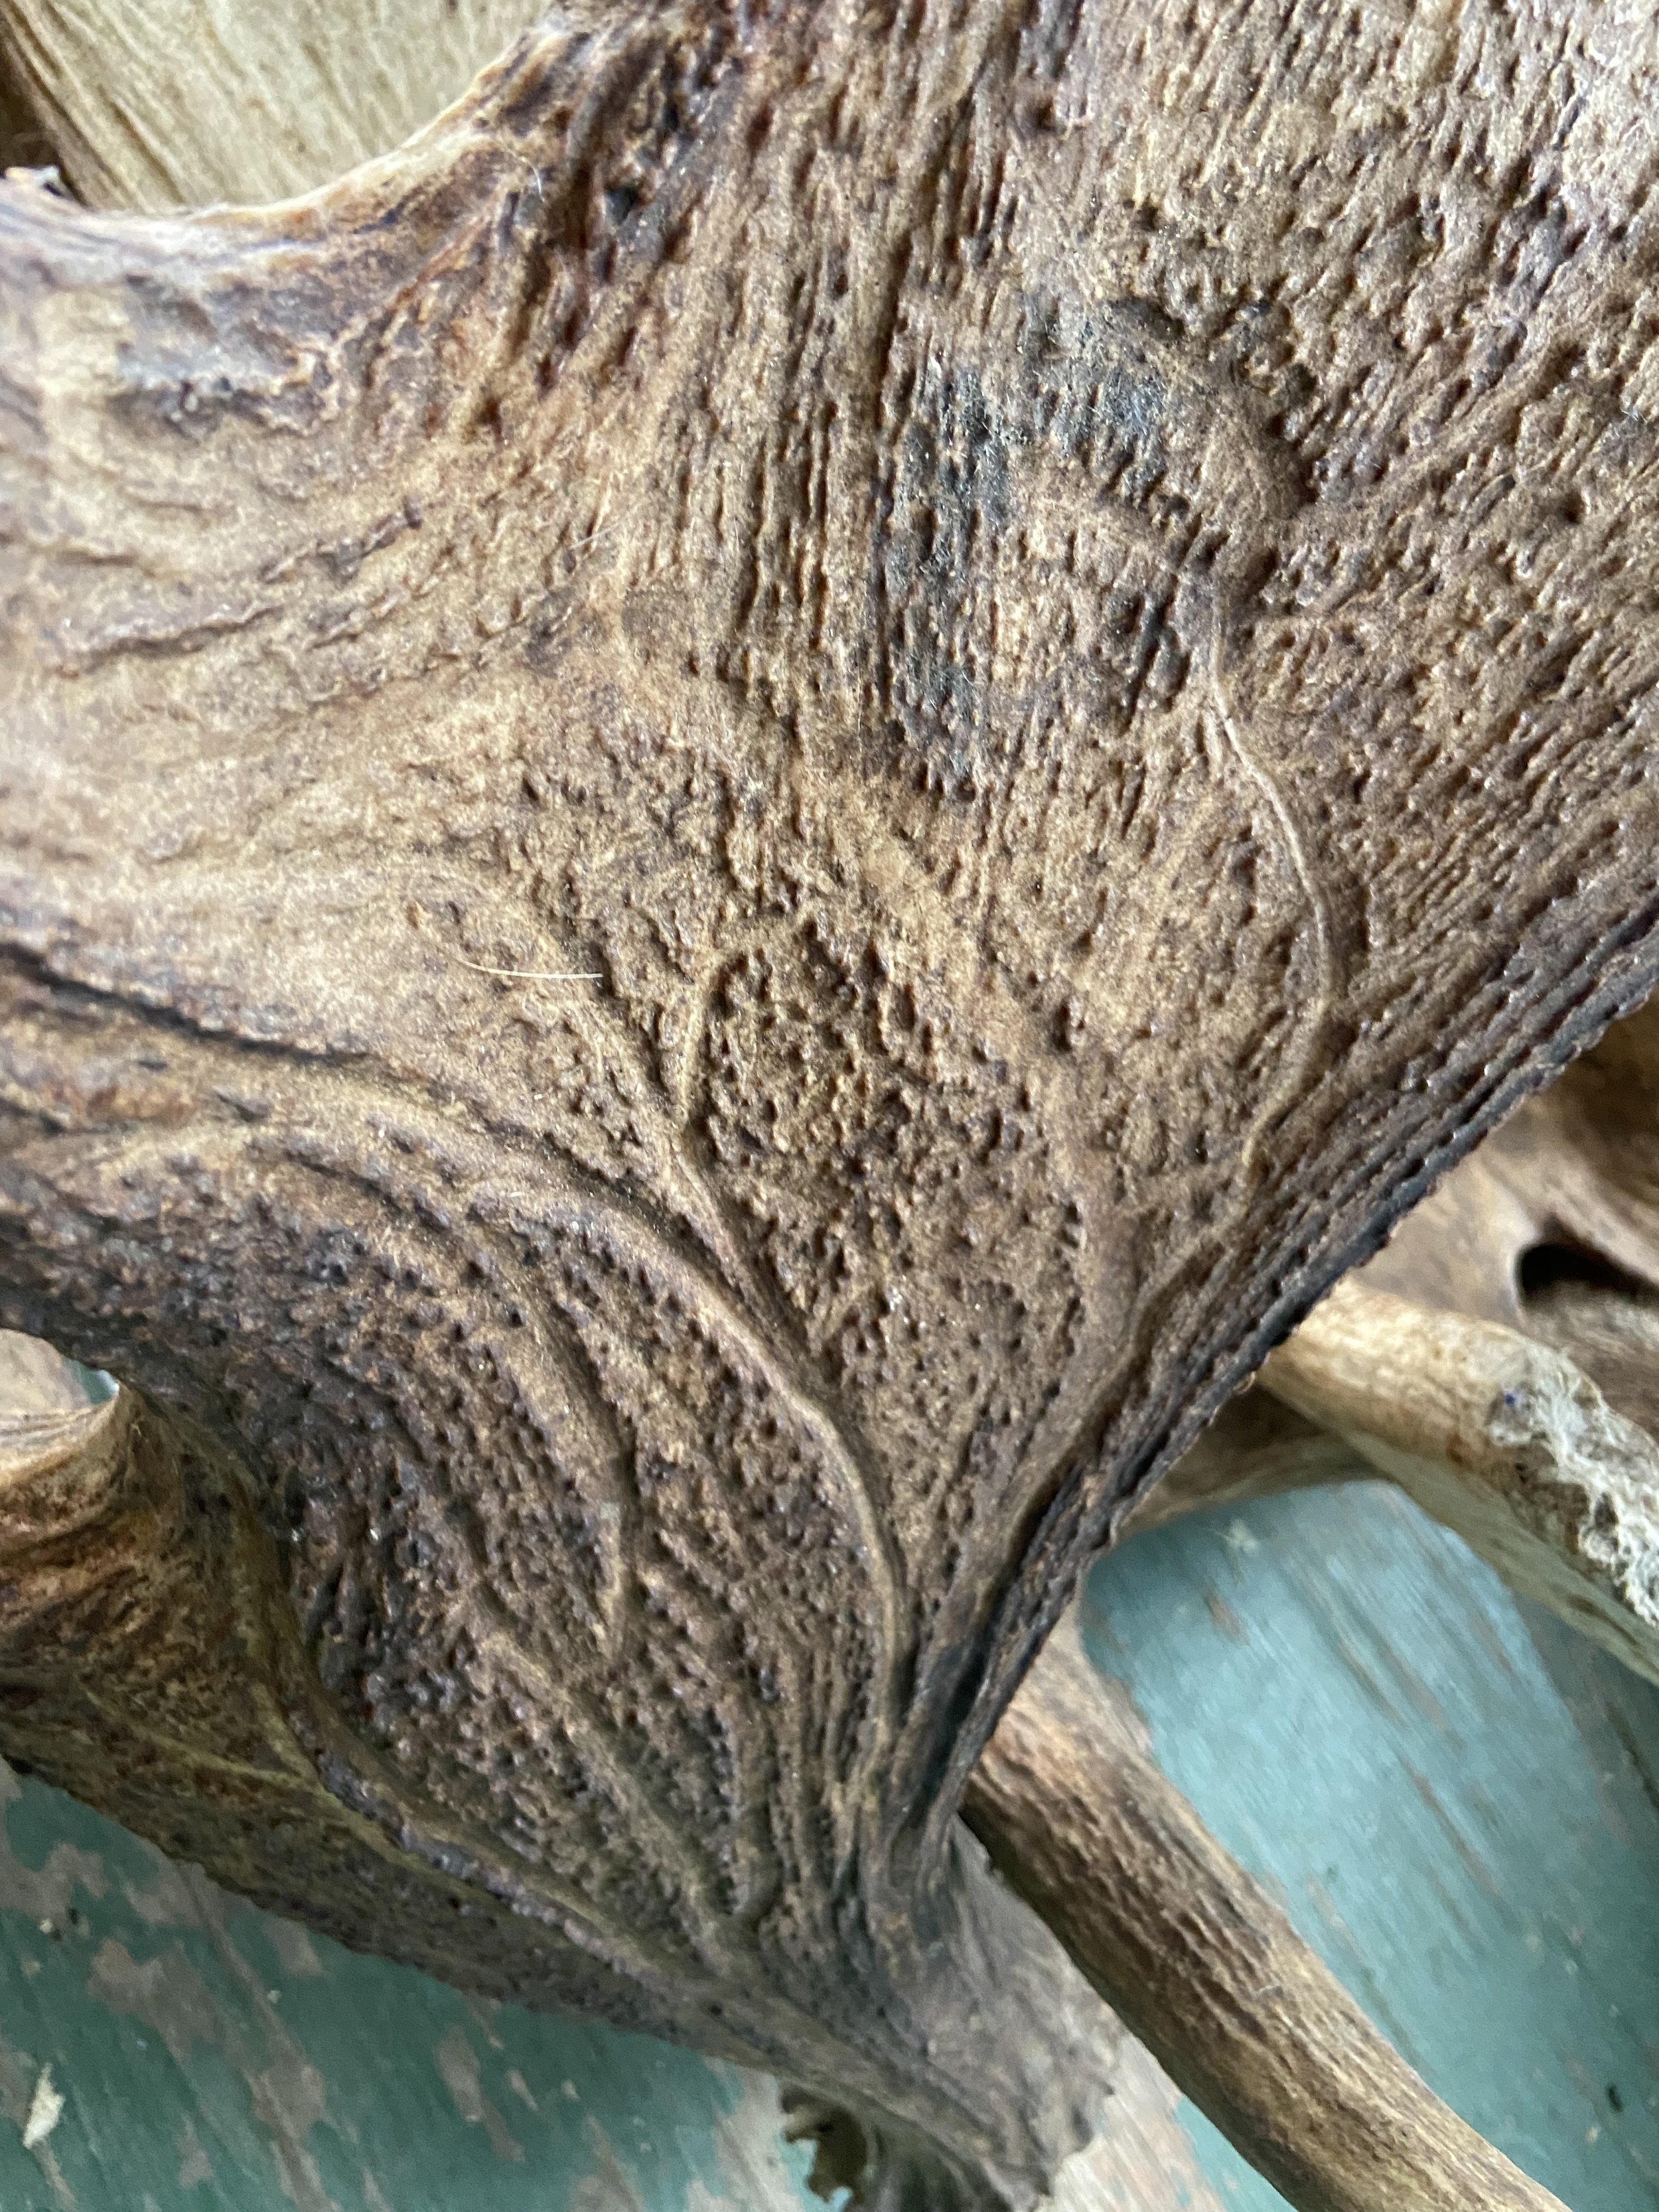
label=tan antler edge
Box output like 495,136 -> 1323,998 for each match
966,1619 -> 1567,2212
1262,1276 -> 1659,1686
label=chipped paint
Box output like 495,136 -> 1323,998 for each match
1045,2040 -> 1230,2212
82,1906 -> 345,2211
22,2063 -> 65,2149
0,1764 -> 107,1927
693,2067 -> 824,2211
433,2026 -> 523,2163
0,2026 -> 75,2208
572,2117 -> 650,2212
265,1925 -> 324,1980
177,2114 -> 215,2188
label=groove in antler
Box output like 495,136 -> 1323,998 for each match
0,1342 -> 1123,2209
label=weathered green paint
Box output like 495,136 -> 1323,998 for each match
1084,1481 -> 1659,2210
0,1765 -> 820,2211
3,1479 -> 1658,2209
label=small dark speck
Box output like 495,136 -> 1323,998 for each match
215,1088 -> 273,1124
1204,1588 -> 1247,1643
1609,2084 -> 1624,2113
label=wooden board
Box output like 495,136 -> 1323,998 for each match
1,1477 -> 1656,2209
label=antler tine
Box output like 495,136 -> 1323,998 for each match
966,1617 -> 1566,2212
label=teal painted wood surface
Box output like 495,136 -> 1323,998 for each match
1083,1482 -> 1659,2210
1,1479 -> 1657,2209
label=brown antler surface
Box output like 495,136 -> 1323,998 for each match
1170,996 -> 1659,1686
966,1621 -> 1567,2212
6,3 -> 1659,2203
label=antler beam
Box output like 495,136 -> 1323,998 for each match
7,2 -> 1659,2203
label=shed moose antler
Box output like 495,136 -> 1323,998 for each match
4,2 -> 1659,2205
